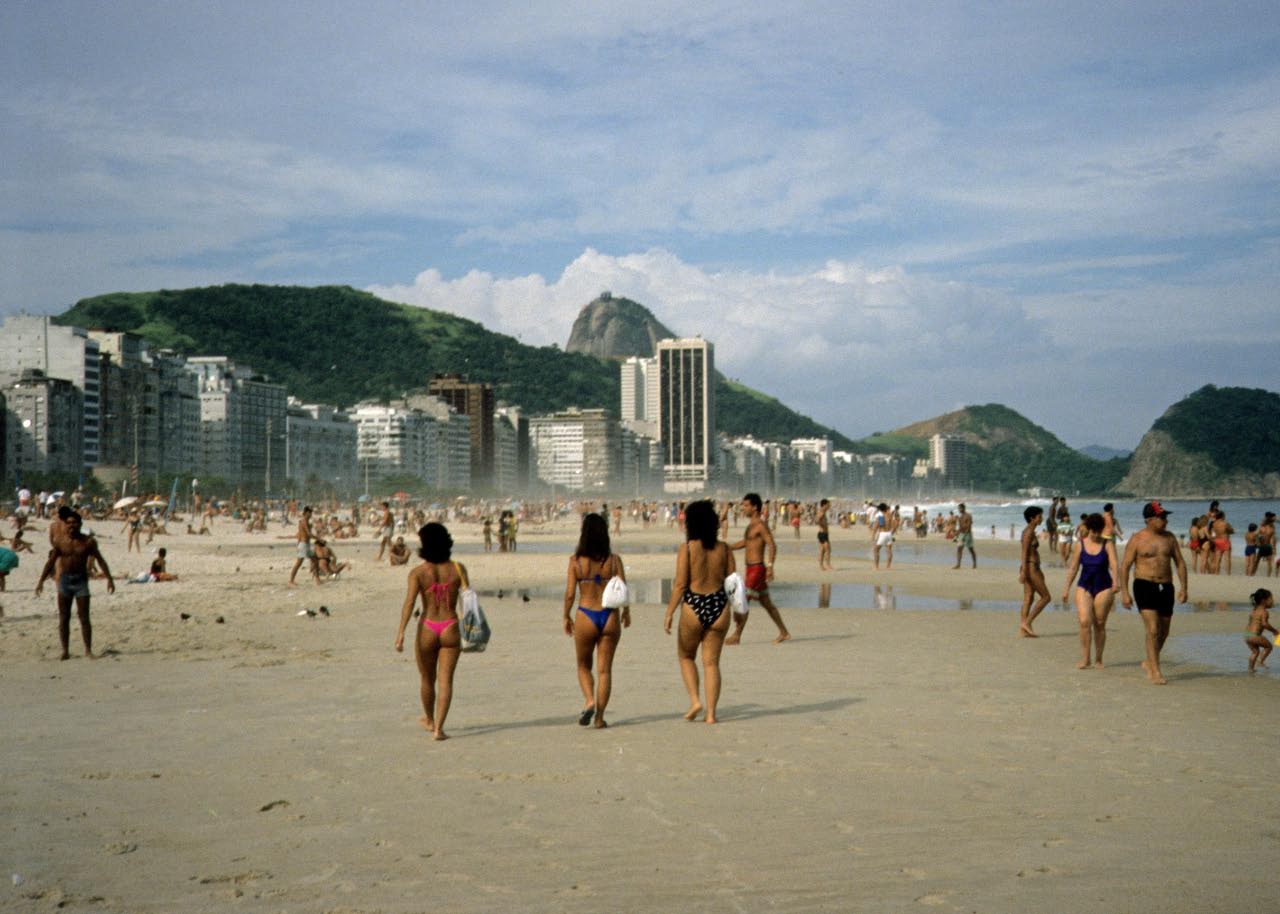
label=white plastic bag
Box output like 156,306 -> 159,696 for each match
601,575 -> 629,609
723,571 -> 745,616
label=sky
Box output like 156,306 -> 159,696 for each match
3,1 -> 1278,449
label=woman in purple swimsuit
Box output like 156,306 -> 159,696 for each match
563,513 -> 629,729
1061,513 -> 1119,669
394,523 -> 467,741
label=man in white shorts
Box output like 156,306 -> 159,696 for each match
871,502 -> 896,569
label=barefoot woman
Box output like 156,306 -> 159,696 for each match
563,513 -> 629,728
394,523 -> 466,740
664,500 -> 735,724
1062,513 -> 1119,669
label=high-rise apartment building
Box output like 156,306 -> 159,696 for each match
285,399 -> 358,491
185,357 -> 287,491
656,338 -> 716,492
426,374 -> 495,491
351,396 -> 470,493
619,356 -> 658,439
529,408 -> 619,493
0,314 -> 101,466
3,369 -> 84,475
929,434 -> 969,489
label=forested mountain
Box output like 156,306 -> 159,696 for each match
1117,385 -> 1280,496
56,284 -> 852,445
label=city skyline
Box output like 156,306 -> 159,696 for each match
4,3 -> 1278,449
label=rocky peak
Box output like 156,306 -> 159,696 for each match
565,293 -> 678,359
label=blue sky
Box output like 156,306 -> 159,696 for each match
3,1 -> 1278,449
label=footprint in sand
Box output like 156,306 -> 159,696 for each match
915,891 -> 952,906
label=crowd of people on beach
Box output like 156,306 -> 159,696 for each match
6,485 -> 1278,729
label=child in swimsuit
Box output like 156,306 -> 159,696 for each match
1244,589 -> 1276,673
562,513 -> 629,729
664,500 -> 735,724
393,522 -> 466,741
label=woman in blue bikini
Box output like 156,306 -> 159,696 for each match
664,500 -> 735,724
563,513 -> 629,729
1061,513 -> 1119,669
394,523 -> 466,741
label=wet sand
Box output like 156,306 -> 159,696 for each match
2,517 -> 1277,913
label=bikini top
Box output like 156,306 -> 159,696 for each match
576,555 -> 615,586
423,565 -> 456,607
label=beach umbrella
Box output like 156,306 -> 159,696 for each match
394,491 -> 411,501
114,496 -> 138,509
142,499 -> 167,509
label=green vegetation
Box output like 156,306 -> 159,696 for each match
1152,385 -> 1280,475
57,284 -> 841,443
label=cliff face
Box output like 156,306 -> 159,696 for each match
1117,430 -> 1280,497
564,294 -> 677,359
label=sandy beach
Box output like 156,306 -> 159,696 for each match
2,516 -> 1278,913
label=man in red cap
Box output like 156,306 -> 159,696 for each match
1119,502 -> 1188,684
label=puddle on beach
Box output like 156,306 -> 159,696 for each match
1166,632 -> 1273,675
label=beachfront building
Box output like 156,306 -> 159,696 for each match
2,369 -> 84,475
791,438 -> 834,489
529,407 -> 620,493
284,399 -> 358,492
656,337 -> 716,493
0,314 -> 101,466
426,374 -> 494,492
619,355 -> 659,439
929,434 -> 970,490
493,405 -> 530,494
185,357 -> 287,491
351,397 -> 471,493
618,425 -> 659,495
720,435 -> 771,493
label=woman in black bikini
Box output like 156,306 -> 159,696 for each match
394,523 -> 466,741
563,513 -> 629,729
664,500 -> 735,724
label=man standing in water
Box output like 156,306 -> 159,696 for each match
35,511 -> 115,660
1120,502 -> 1188,685
727,492 -> 791,644
816,498 -> 833,571
952,503 -> 976,569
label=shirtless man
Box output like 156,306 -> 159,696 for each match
952,503 -> 976,569
870,502 -> 896,570
1120,502 -> 1188,685
1208,510 -> 1234,575
816,498 -> 833,571
375,502 -> 394,561
1018,506 -> 1051,637
726,492 -> 790,644
1257,513 -> 1276,577
388,536 -> 410,566
35,512 -> 115,660
313,539 -> 349,579
288,506 -> 320,587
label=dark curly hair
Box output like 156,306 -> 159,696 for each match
417,522 -> 453,563
684,500 -> 719,550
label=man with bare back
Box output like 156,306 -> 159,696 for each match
952,503 -> 976,569
1119,502 -> 1188,685
726,492 -> 790,644
288,506 -> 319,587
35,511 -> 115,660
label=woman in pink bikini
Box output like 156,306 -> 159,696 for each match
394,523 -> 467,741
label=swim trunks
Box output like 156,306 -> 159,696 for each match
875,531 -> 894,548
1259,545 -> 1274,558
817,531 -> 829,545
296,541 -> 314,559
744,562 -> 768,602
1132,578 -> 1175,617
1245,545 -> 1257,557
1214,537 -> 1230,552
58,572 -> 90,598
955,532 -> 974,549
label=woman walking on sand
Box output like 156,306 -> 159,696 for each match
394,523 -> 466,741
664,500 -> 735,724
563,513 -> 629,729
1062,513 -> 1119,669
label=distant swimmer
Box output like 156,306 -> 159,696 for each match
726,492 -> 790,645
1120,502 -> 1188,685
35,511 -> 115,660
952,503 -> 976,569
1018,506 -> 1050,637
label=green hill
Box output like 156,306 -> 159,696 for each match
883,403 -> 1130,495
56,284 -> 853,445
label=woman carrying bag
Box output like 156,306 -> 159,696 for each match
563,513 -> 629,729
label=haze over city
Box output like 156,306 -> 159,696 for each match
4,1 -> 1277,448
